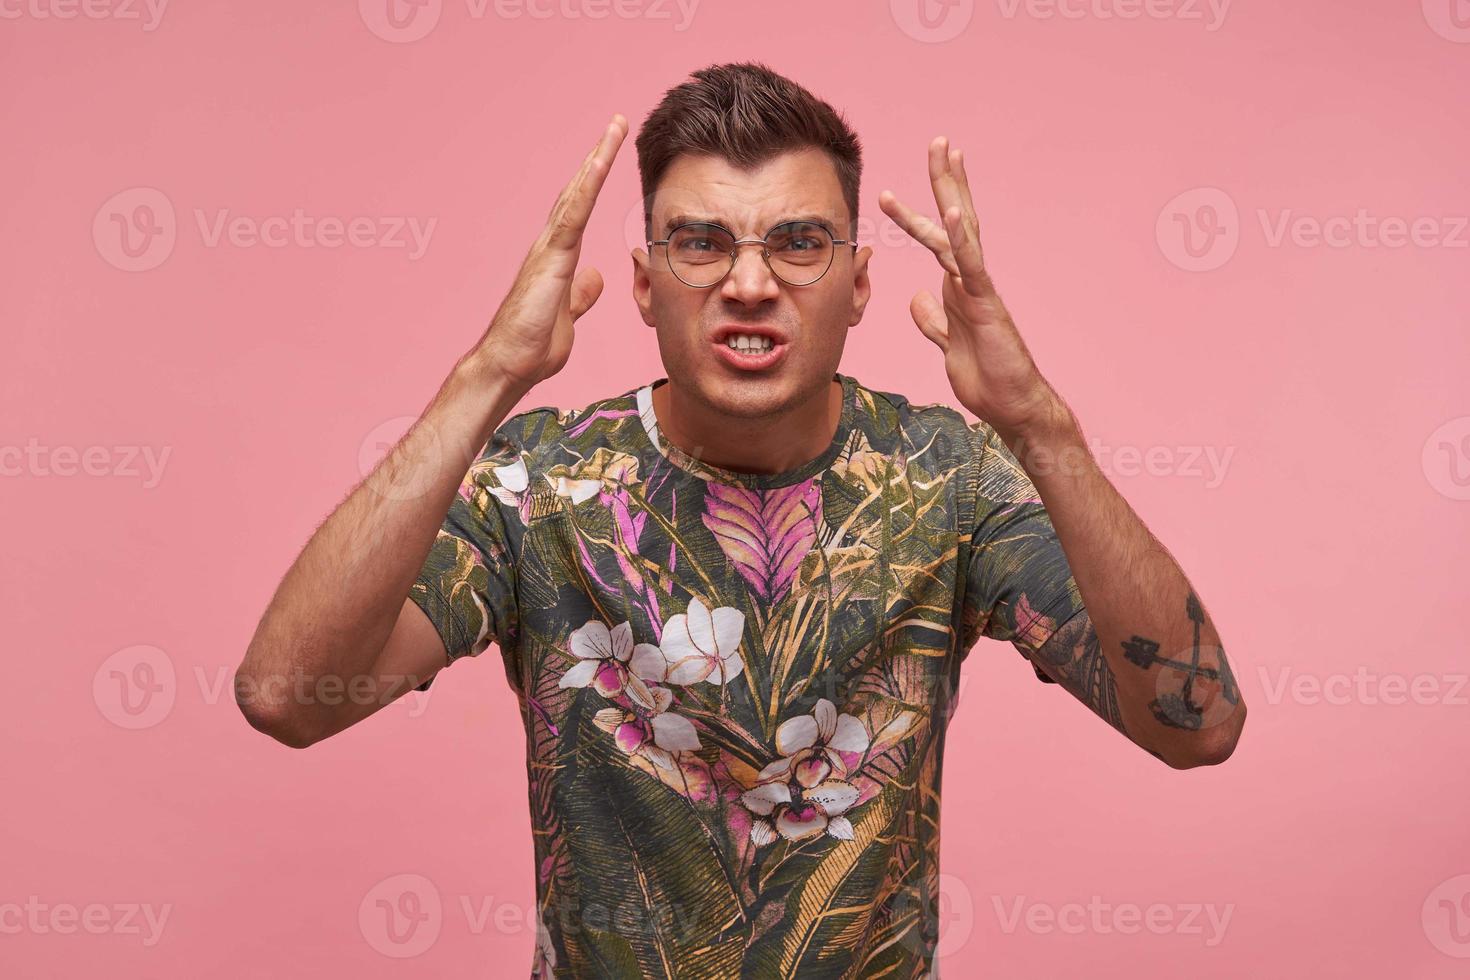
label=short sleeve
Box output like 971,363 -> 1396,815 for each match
405,422 -> 525,691
959,420 -> 1086,683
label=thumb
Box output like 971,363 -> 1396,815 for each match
569,267 -> 605,321
909,290 -> 949,351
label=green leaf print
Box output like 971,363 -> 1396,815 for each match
555,688 -> 746,978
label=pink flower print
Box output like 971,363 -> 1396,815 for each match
603,485 -> 648,592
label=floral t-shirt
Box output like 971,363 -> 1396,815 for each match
408,372 -> 1084,979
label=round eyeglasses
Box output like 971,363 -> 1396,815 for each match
648,220 -> 858,288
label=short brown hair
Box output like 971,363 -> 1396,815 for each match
635,61 -> 863,240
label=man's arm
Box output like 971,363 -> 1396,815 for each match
881,136 -> 1245,768
234,366 -> 526,748
234,114 -> 628,748
993,409 -> 1245,768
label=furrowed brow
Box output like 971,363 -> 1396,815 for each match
661,213 -> 841,237
778,214 -> 840,237
662,213 -> 726,236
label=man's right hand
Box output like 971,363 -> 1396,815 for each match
236,114 -> 629,748
472,114 -> 628,392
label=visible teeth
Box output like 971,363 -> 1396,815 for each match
726,334 -> 774,353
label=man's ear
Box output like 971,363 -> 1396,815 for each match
631,247 -> 656,328
848,245 -> 873,328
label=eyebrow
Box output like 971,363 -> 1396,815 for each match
662,213 -> 841,238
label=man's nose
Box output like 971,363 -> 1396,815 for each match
719,243 -> 781,306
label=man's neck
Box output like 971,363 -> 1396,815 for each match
650,377 -> 843,476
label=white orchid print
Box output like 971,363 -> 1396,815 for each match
557,619 -> 667,701
758,696 -> 871,782
658,596 -> 747,686
412,383 -> 1013,976
486,455 -> 600,520
479,454 -> 539,526
486,456 -> 530,508
549,473 -> 601,505
742,698 -> 873,845
593,677 -> 702,770
742,772 -> 860,844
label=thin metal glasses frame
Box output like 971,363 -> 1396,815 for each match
647,220 -> 859,287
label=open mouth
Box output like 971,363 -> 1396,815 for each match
711,331 -> 788,372
722,333 -> 777,356
710,325 -> 789,371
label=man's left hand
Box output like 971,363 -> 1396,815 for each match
879,137 -> 1064,444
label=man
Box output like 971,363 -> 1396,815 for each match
237,62 -> 1245,978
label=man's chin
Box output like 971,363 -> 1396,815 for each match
693,371 -> 807,422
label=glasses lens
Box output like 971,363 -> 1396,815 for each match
766,221 -> 834,285
668,223 -> 736,286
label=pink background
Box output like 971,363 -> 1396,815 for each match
4,1 -> 1469,976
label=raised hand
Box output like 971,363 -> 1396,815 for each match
879,137 -> 1061,443
475,114 -> 628,391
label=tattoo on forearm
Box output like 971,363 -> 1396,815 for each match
1122,591 -> 1239,731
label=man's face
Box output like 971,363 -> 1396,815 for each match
632,148 -> 872,421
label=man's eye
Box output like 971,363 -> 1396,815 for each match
771,234 -> 821,252
769,222 -> 827,252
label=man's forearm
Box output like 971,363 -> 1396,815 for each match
996,398 -> 1247,768
236,351 -> 527,740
